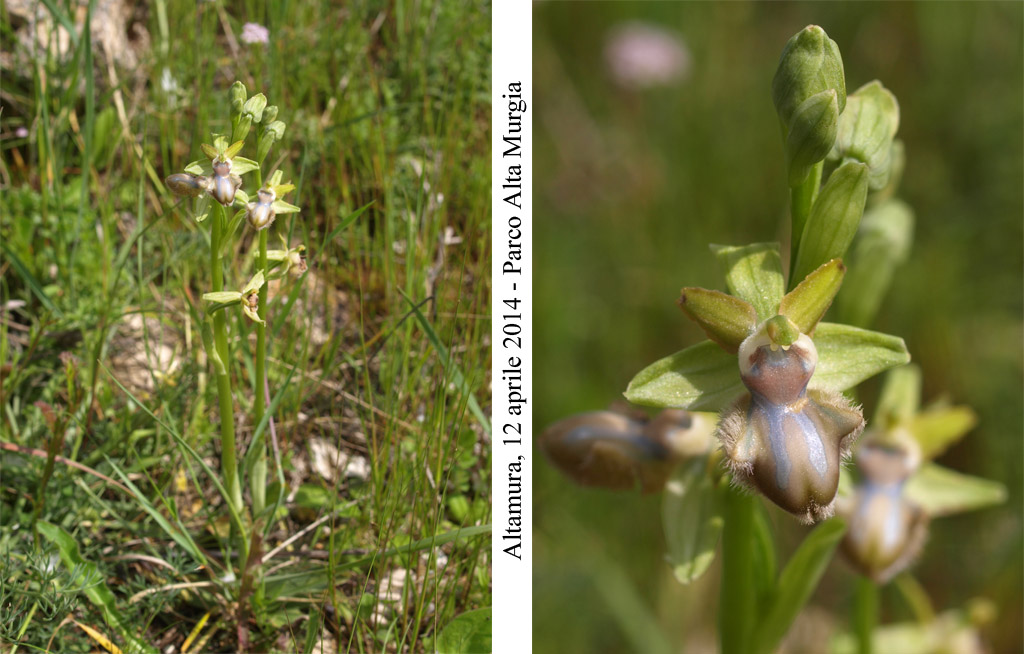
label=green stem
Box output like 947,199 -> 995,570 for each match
251,228 -> 269,515
894,573 -> 935,624
853,576 -> 878,654
719,487 -> 757,654
210,201 -> 243,514
789,161 -> 823,285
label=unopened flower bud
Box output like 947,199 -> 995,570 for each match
263,105 -> 279,125
166,173 -> 213,198
839,441 -> 928,582
772,26 -> 846,132
247,188 -> 277,230
210,160 -> 243,205
243,93 -> 267,123
540,410 -> 712,493
230,81 -> 247,115
718,318 -> 865,523
785,89 -> 840,186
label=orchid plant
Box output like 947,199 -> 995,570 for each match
540,25 -> 1005,654
162,80 -> 306,648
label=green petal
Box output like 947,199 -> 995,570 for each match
624,340 -> 744,411
662,457 -> 723,584
809,322 -> 909,392
909,405 -> 977,461
710,242 -> 785,321
779,258 -> 845,335
791,160 -> 869,286
903,463 -> 1006,517
679,287 -> 757,353
201,142 -> 219,160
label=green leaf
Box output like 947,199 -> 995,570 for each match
903,463 -> 1005,517
36,522 -> 160,654
624,340 -> 744,411
835,199 -> 915,327
785,89 -> 840,186
679,287 -> 757,353
808,322 -> 909,392
792,160 -> 870,286
750,501 -> 778,612
830,81 -> 900,190
662,457 -> 723,584
779,258 -> 845,335
436,608 -> 492,654
232,156 -> 260,176
751,519 -> 847,654
710,242 -> 785,321
909,405 -> 977,460
873,364 -> 922,426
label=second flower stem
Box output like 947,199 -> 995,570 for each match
720,486 -> 757,654
252,228 -> 269,515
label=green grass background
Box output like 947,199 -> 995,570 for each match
534,3 -> 1022,653
1,1 -> 490,651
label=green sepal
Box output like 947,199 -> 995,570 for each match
772,25 -> 846,133
791,160 -> 869,286
779,258 -> 845,335
202,291 -> 243,308
808,322 -> 910,393
678,287 -> 757,353
662,457 -> 723,584
241,270 -> 266,295
710,242 -> 785,321
785,89 -> 840,187
232,156 -> 260,176
751,519 -> 847,654
909,405 -> 977,461
829,81 -> 900,190
835,199 -> 914,327
870,139 -> 906,205
272,199 -> 301,215
624,340 -> 744,411
873,364 -> 922,427
185,160 -> 212,176
263,105 -> 279,124
903,463 -> 1006,517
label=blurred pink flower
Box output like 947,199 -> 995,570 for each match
605,22 -> 691,89
241,22 -> 270,45
15,127 -> 29,138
